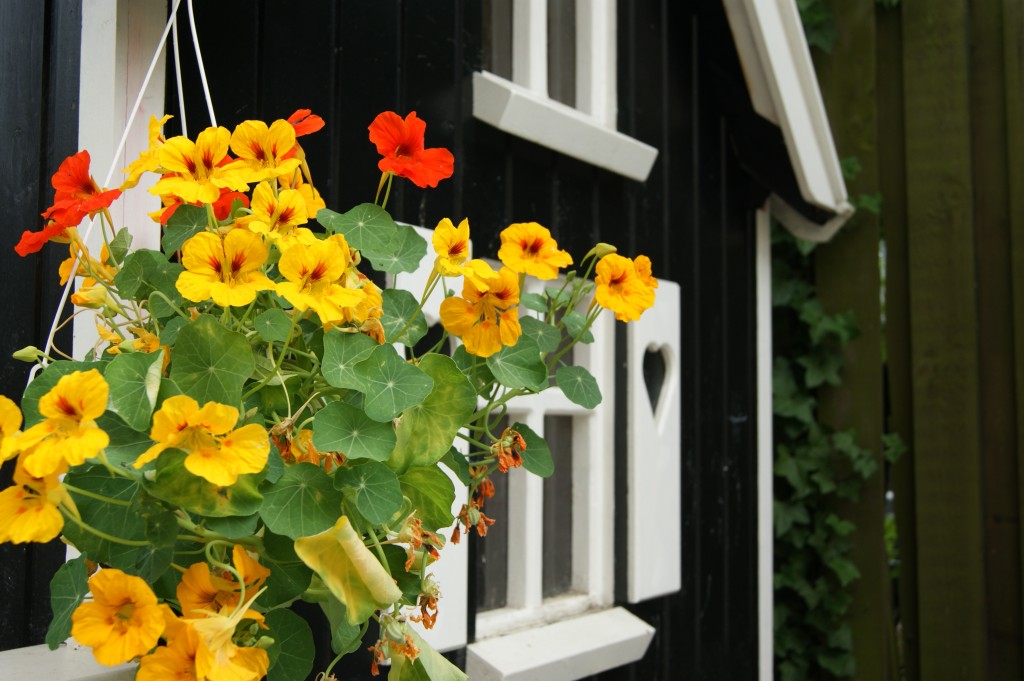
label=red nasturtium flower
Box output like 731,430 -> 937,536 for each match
16,151 -> 122,256
287,108 -> 325,137
368,111 -> 454,188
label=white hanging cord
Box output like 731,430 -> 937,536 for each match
29,0 -> 185,387
187,0 -> 217,127
171,7 -> 188,138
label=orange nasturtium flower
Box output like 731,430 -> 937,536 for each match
497,222 -> 573,280
594,253 -> 657,322
439,266 -> 522,358
0,453 -> 73,544
133,395 -> 270,487
432,218 -> 499,290
14,369 -> 110,478
71,568 -> 166,666
151,126 -> 250,204
229,119 -> 301,183
276,235 -> 366,325
137,606 -> 200,681
176,230 -> 276,307
368,111 -> 454,188
178,545 -> 270,619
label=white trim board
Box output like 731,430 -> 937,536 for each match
722,0 -> 854,241
0,643 -> 134,681
756,208 -> 774,681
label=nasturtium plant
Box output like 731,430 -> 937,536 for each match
2,106 -> 658,681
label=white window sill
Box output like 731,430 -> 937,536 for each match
467,606 -> 654,681
472,71 -> 658,182
0,642 -> 135,681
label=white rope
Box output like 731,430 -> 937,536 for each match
187,0 -> 217,127
29,0 -> 185,387
171,7 -> 187,138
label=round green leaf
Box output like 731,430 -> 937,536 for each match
260,530 -> 313,608
95,413 -> 151,467
316,204 -> 397,257
486,336 -> 547,391
354,345 -> 434,422
335,460 -> 403,526
62,465 -> 146,566
555,365 -> 602,409
512,421 -> 554,478
266,609 -> 315,681
321,330 -> 377,390
389,354 -> 476,472
259,462 -> 344,539
105,350 -> 164,431
169,314 -> 255,406
114,249 -> 183,316
255,308 -> 294,342
143,450 -> 265,517
45,557 -> 89,650
162,204 -> 207,254
372,223 -> 428,274
381,289 -> 428,347
563,310 -> 595,344
452,345 -> 495,395
520,292 -> 548,314
312,401 -> 396,461
520,316 -> 561,353
399,466 -> 455,532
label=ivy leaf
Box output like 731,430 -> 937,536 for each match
335,460 -> 404,526
317,204 -> 398,259
381,289 -> 428,347
266,609 -> 315,681
513,422 -> 554,478
293,516 -> 403,624
108,227 -> 133,265
322,597 -> 363,656
486,336 -> 547,392
162,204 -> 207,254
440,447 -> 471,486
313,401 -> 396,462
372,223 -> 428,274
389,354 -> 476,472
45,556 -> 89,650
105,350 -> 163,431
255,309 -> 294,343
399,466 -> 455,532
169,315 -> 255,406
114,249 -> 183,314
321,330 -> 377,390
260,463 -> 344,539
354,345 -> 434,422
555,365 -> 602,408
520,316 -> 560,353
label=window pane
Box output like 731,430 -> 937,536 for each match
475,416 -> 510,611
547,0 -> 576,106
484,0 -> 513,80
542,415 -> 573,598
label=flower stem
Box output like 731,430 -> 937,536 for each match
62,483 -> 131,507
61,506 -> 150,546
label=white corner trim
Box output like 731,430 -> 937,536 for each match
472,71 -> 659,182
721,0 -> 852,236
0,642 -> 135,681
769,193 -> 855,244
467,607 -> 654,681
755,209 -> 774,681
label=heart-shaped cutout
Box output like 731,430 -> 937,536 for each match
643,346 -> 667,412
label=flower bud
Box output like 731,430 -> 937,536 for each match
12,346 -> 44,362
584,242 -> 617,261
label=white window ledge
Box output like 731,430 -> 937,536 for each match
467,607 -> 655,681
472,71 -> 659,182
0,642 -> 134,681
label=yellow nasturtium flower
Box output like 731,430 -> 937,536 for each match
0,395 -> 23,463
432,217 -> 499,290
190,596 -> 270,681
497,222 -> 573,280
151,126 -> 250,204
276,235 -> 366,325
137,606 -> 201,681
238,181 -> 314,248
134,395 -> 269,487
71,568 -> 166,666
122,113 -> 172,190
0,453 -> 72,544
177,230 -> 276,307
229,119 -> 301,183
15,369 -> 110,478
439,266 -> 522,358
594,253 -> 657,322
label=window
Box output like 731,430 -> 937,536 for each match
473,0 -> 658,182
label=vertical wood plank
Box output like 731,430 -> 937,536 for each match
901,1 -> 987,677
970,0 -> 1022,676
813,2 -> 889,679
876,3 -> 919,678
1002,0 -> 1024,671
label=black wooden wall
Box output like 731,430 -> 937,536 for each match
0,1 -> 766,679
0,0 -> 81,652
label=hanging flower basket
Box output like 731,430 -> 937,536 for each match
1,105 -> 657,681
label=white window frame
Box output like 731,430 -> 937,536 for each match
472,0 -> 658,182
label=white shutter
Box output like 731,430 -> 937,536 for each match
626,280 -> 682,602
